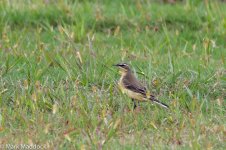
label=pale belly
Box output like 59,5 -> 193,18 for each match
118,80 -> 147,102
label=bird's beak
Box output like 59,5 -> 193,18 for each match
113,64 -> 120,67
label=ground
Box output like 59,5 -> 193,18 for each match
0,0 -> 225,149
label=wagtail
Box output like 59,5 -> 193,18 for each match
114,63 -> 169,109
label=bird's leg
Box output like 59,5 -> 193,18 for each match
132,99 -> 137,109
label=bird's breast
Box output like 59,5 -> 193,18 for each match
118,77 -> 147,102
118,76 -> 125,93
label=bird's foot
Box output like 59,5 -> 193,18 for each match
134,106 -> 141,113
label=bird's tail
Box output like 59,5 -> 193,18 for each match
149,95 -> 169,109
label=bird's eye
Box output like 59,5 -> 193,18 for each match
116,63 -> 128,68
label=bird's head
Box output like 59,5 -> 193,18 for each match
114,63 -> 131,75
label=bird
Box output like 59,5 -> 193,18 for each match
114,63 -> 169,109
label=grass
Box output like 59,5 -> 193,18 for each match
0,0 -> 225,149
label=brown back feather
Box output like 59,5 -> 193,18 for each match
122,71 -> 147,96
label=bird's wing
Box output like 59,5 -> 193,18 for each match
123,78 -> 147,96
